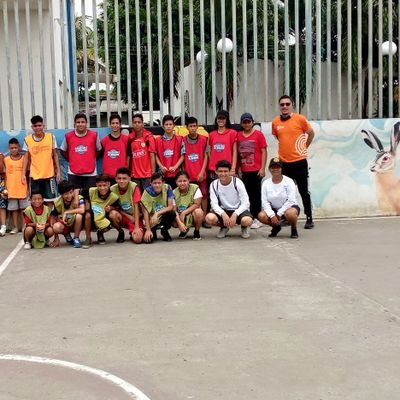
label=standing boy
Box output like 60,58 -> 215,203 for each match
101,113 -> 129,178
111,167 -> 143,244
155,114 -> 185,188
22,115 -> 61,202
4,138 -> 30,234
60,113 -> 102,190
128,113 -> 156,191
0,152 -> 6,236
237,113 -> 267,229
182,116 -> 209,223
205,159 -> 253,239
23,191 -> 54,249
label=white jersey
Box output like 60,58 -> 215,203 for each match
261,175 -> 297,217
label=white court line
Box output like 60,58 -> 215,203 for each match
0,245 -> 153,399
0,239 -> 24,278
0,354 -> 152,400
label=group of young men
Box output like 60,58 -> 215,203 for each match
0,94 -> 315,248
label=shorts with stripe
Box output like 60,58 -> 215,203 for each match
30,177 -> 58,201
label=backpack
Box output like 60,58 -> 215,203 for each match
211,177 -> 239,207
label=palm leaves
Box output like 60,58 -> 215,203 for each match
75,16 -> 97,73
89,0 -> 398,117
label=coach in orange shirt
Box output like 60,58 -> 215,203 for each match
271,95 -> 315,229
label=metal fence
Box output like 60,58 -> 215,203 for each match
0,0 -> 399,129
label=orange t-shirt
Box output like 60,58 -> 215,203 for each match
271,113 -> 311,162
24,132 -> 55,179
4,155 -> 28,199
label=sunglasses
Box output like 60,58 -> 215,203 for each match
279,102 -> 291,107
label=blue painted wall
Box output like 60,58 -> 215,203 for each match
1,119 -> 400,218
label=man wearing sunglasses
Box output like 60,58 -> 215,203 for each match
271,95 -> 315,229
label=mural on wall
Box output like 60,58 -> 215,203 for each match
262,118 -> 400,218
362,122 -> 400,215
1,118 -> 400,218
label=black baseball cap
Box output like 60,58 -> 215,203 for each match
269,157 -> 283,168
240,112 -> 254,123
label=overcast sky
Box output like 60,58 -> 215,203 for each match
74,1 -> 101,18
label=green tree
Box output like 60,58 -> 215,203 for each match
201,0 -> 269,110
285,0 -> 399,116
93,0 -> 398,117
97,0 -> 198,111
75,15 -> 96,73
96,0 -> 274,112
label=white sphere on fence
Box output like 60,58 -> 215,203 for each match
217,38 -> 234,53
382,41 -> 397,56
196,50 -> 208,64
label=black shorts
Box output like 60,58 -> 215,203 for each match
272,205 -> 300,220
68,174 -> 97,190
132,178 -> 151,192
164,177 -> 177,189
213,209 -> 253,225
30,177 -> 58,201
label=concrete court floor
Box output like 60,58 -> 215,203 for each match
0,217 -> 399,400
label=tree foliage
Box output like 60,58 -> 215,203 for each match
88,0 -> 399,116
75,16 -> 96,73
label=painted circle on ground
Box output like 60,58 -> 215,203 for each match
0,354 -> 152,400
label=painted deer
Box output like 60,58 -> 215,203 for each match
362,122 -> 400,214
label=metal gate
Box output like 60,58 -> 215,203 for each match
0,0 -> 399,129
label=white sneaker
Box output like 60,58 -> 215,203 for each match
241,227 -> 250,239
0,225 -> 6,236
24,242 -> 32,250
250,219 -> 261,229
217,227 -> 229,239
10,227 -> 19,235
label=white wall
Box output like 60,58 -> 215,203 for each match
0,0 -> 73,130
